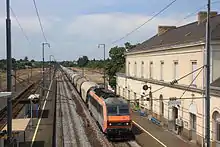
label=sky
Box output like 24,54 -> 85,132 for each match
0,0 -> 219,61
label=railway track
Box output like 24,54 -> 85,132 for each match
112,141 -> 142,147
0,80 -> 40,130
60,69 -> 142,147
57,71 -> 112,147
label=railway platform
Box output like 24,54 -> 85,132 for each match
17,78 -> 56,147
131,111 -> 199,147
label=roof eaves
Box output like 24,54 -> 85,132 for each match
125,40 -> 205,55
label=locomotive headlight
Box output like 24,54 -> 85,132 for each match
126,122 -> 129,125
109,123 -> 112,126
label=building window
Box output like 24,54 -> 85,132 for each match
128,90 -> 130,100
160,61 -> 164,81
123,88 -> 125,98
141,61 -> 144,78
134,92 -> 139,107
145,63 -> 148,78
127,62 -> 130,76
134,62 -> 137,77
173,61 -> 178,79
150,61 -> 153,79
192,61 -> 197,86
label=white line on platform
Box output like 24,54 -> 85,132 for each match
31,80 -> 53,147
132,121 -> 167,147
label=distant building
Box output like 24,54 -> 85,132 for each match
116,11 -> 220,146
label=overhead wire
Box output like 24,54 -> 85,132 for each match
110,0 -> 220,47
10,7 -> 31,45
111,0 -> 177,45
32,0 -> 48,42
175,0 -> 220,25
179,67 -> 204,99
136,65 -> 205,98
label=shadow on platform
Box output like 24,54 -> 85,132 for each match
19,141 -> 45,147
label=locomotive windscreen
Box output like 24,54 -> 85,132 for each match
107,105 -> 129,116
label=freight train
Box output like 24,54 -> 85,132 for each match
60,65 -> 133,139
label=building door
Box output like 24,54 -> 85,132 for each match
159,94 -> 164,118
172,107 -> 178,131
190,113 -> 197,141
128,90 -> 130,101
212,111 -> 220,147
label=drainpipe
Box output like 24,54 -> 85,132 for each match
202,45 -> 206,147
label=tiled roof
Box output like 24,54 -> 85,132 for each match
211,77 -> 220,87
129,14 -> 220,53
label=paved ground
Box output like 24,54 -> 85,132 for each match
131,111 -> 199,147
18,73 -> 56,147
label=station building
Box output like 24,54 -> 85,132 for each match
116,11 -> 220,147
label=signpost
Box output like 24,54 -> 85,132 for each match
28,94 -> 39,127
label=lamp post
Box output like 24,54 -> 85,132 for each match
98,44 -> 106,89
49,55 -> 55,81
5,0 -> 12,144
42,42 -> 50,97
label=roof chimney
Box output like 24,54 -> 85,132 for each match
158,26 -> 176,36
198,11 -> 218,24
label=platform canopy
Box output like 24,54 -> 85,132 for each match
0,92 -> 12,97
2,118 -> 30,132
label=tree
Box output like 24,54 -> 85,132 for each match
24,56 -> 28,62
77,56 -> 89,67
105,42 -> 136,88
106,46 -> 125,88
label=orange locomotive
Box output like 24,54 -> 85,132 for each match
87,87 -> 133,138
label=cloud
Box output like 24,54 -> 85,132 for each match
65,12 -> 196,59
0,16 -> 57,33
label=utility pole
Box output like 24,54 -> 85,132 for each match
98,44 -> 106,89
0,72 -> 1,90
205,0 -> 211,146
14,67 -> 16,92
42,43 -> 50,97
49,55 -> 51,81
6,0 -> 12,145
31,65 -> 32,78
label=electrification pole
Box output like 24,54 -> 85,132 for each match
98,44 -> 106,89
42,42 -> 50,97
49,55 -> 51,81
6,0 -> 12,144
205,0 -> 211,146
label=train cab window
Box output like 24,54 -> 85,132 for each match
107,106 -> 117,116
119,108 -> 129,115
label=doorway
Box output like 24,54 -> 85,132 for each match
212,111 -> 220,147
172,107 -> 178,131
190,113 -> 197,141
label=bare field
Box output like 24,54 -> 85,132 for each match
71,67 -> 104,84
0,68 -> 43,91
